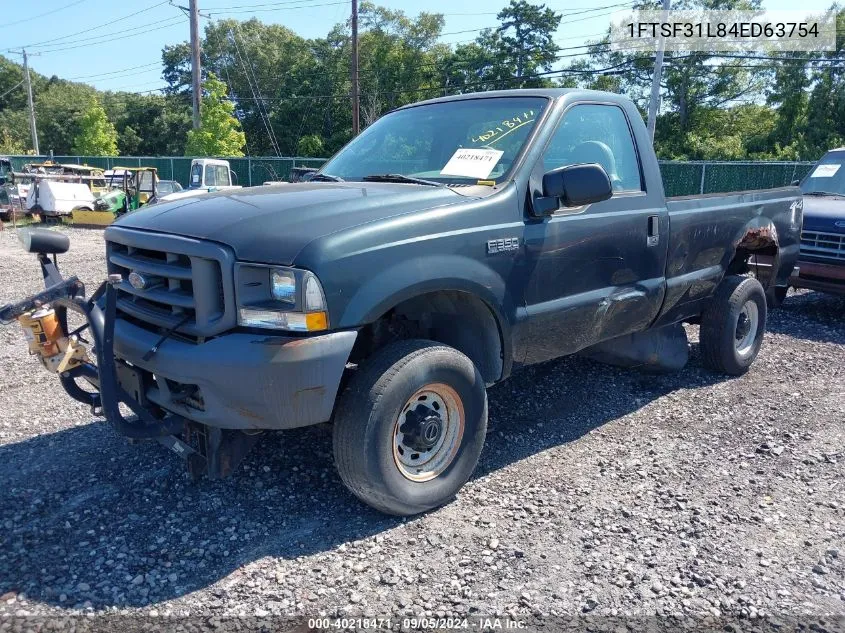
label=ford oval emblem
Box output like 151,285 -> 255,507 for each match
128,271 -> 147,290
835,220 -> 845,229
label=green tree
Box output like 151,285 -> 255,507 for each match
437,1 -> 562,95
488,0 -> 561,86
72,98 -> 118,155
36,82 -> 98,154
296,134 -> 324,157
0,127 -> 27,154
102,92 -> 192,155
0,109 -> 30,153
162,8 -> 450,155
184,73 -> 246,156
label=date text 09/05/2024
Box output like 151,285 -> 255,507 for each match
307,617 -> 527,629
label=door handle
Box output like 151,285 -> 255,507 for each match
647,215 -> 659,247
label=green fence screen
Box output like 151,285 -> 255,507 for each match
8,155 -> 816,196
659,161 -> 816,197
7,156 -> 329,189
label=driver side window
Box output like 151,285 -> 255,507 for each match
543,104 -> 643,192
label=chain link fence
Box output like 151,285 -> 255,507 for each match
7,156 -> 327,188
659,160 -> 815,197
7,156 -> 815,196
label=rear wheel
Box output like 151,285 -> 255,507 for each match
333,339 -> 487,516
700,275 -> 767,376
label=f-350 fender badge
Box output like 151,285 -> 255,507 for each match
487,237 -> 520,254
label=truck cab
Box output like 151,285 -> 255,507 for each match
159,158 -> 241,202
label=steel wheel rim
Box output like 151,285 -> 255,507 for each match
392,383 -> 465,482
735,300 -> 759,358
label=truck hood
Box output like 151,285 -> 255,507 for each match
802,194 -> 845,234
114,182 -> 466,264
160,186 -> 243,202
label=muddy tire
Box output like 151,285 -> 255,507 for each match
700,275 -> 767,376
333,339 -> 487,516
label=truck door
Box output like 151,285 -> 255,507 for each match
522,102 -> 669,365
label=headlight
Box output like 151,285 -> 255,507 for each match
236,264 -> 329,332
270,269 -> 296,304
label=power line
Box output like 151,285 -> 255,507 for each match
226,58 -> 642,103
0,81 -> 24,101
4,0 -> 86,27
33,17 -> 187,55
3,1 -> 172,52
229,25 -> 282,154
206,0 -> 340,8
65,62 -> 163,81
206,0 -> 348,15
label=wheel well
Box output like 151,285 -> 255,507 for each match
348,290 -> 504,385
728,228 -> 779,288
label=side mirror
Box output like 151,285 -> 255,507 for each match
542,163 -> 613,209
791,179 -> 800,187
229,169 -> 239,186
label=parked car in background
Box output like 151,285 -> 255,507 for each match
783,148 -> 845,298
157,179 -> 183,196
263,167 -> 318,186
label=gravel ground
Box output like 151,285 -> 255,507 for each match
0,226 -> 843,622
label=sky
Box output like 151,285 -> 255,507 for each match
2,0 -> 836,95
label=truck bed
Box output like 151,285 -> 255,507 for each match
655,186 -> 801,326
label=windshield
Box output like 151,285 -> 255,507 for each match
205,164 -> 230,187
158,181 -> 182,194
320,97 -> 549,184
800,151 -> 845,195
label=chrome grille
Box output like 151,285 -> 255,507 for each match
104,228 -> 236,337
800,230 -> 845,263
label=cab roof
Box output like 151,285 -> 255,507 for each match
397,88 -> 633,110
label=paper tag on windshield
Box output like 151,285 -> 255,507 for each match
440,148 -> 504,179
811,164 -> 841,178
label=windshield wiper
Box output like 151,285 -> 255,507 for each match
804,190 -> 841,196
362,173 -> 444,187
311,173 -> 344,182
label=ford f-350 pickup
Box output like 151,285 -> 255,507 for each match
1,89 -> 801,516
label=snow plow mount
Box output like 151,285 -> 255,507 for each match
0,228 -> 187,443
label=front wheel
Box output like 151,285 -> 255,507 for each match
333,339 -> 487,516
700,275 -> 767,376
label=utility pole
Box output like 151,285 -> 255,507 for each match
189,0 -> 202,129
646,0 -> 671,143
351,0 -> 360,136
13,49 -> 40,155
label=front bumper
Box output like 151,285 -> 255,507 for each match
114,319 -> 357,430
790,259 -> 845,295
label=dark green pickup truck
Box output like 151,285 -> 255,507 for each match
3,89 -> 801,515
